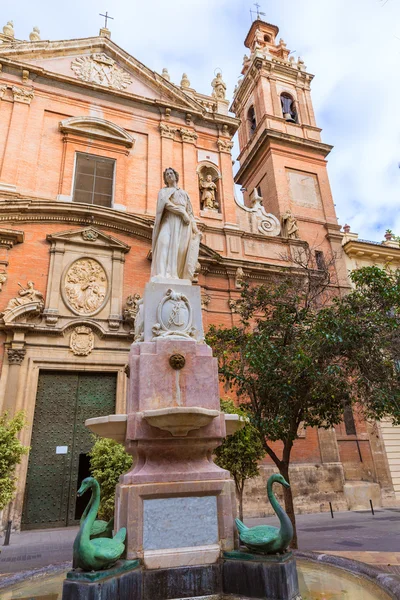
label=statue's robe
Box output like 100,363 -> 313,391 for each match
151,187 -> 200,281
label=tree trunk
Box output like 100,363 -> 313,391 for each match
237,483 -> 244,522
279,464 -> 298,549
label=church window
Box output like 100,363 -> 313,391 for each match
343,404 -> 357,436
280,93 -> 298,124
247,106 -> 257,137
264,34 -> 271,42
315,250 -> 325,270
73,153 -> 115,208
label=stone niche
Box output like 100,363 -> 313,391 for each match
44,227 -> 130,330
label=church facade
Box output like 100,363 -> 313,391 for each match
0,18 -> 394,530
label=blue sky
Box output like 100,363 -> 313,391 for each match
4,0 -> 400,241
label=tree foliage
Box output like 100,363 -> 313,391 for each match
0,411 -> 29,511
214,399 -> 265,520
88,437 -> 133,521
207,260 -> 400,548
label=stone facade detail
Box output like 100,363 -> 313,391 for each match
201,293 -> 211,308
159,123 -> 177,139
179,128 -> 198,143
1,281 -> 44,322
217,139 -> 234,153
64,258 -> 107,315
70,325 -> 95,356
152,288 -> 195,340
81,229 -> 99,242
71,54 -> 132,90
123,293 -> 141,334
0,84 -> 6,99
12,86 -> 34,104
7,348 -> 26,365
0,272 -> 7,290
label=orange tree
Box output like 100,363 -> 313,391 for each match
206,265 -> 400,548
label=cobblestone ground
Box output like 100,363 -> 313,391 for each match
1,509 -> 400,575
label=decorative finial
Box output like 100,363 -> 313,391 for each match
161,68 -> 170,81
3,21 -> 14,38
99,12 -> 113,38
29,26 -> 40,42
343,224 -> 351,234
180,73 -> 190,89
384,230 -> 393,241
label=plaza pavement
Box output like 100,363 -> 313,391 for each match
1,508 -> 400,576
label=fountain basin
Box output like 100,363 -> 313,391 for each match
225,413 -> 246,436
142,406 -> 220,436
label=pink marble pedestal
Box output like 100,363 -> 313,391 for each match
115,338 -> 237,569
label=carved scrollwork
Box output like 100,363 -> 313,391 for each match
70,325 -> 94,356
217,139 -> 234,153
123,292 -> 141,334
179,128 -> 198,143
152,288 -> 196,340
12,86 -> 34,104
159,123 -> 177,139
71,54 -> 132,91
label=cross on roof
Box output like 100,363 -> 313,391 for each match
250,2 -> 266,21
99,11 -> 114,29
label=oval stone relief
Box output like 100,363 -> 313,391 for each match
64,258 -> 108,315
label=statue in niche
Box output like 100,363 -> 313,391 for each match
199,174 -> 218,211
2,281 -> 44,314
151,168 -> 201,282
281,209 -> 299,239
211,72 -> 226,100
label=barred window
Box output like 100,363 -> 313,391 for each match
73,153 -> 115,208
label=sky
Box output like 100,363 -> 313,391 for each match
4,0 -> 400,241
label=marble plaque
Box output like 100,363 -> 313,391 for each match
287,169 -> 322,209
143,496 -> 218,550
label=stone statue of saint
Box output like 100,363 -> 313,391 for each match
211,73 -> 226,100
2,281 -> 44,315
281,210 -> 299,239
151,168 -> 202,282
199,174 -> 218,211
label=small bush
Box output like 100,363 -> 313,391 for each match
0,411 -> 29,511
88,437 -> 133,521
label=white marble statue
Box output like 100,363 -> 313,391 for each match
151,168 -> 201,282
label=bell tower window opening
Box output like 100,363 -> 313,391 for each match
315,250 -> 325,271
280,93 -> 298,124
247,105 -> 257,137
73,153 -> 115,208
264,34 -> 271,43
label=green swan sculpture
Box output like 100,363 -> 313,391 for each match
73,477 -> 126,571
80,488 -> 114,539
235,473 -> 293,554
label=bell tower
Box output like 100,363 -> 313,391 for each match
232,18 -> 346,281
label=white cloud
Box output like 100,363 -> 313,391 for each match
5,0 -> 400,240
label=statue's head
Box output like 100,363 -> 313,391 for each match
163,168 -> 179,185
269,473 -> 290,489
77,476 -> 96,496
206,174 -> 213,182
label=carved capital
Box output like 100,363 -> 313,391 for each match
217,139 -> 234,153
179,128 -> 198,143
7,348 -> 26,365
0,84 -> 6,100
12,86 -> 34,104
159,123 -> 177,139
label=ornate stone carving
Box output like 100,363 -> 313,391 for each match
0,85 -> 7,100
201,293 -> 211,309
179,128 -> 198,143
81,229 -> 99,242
29,26 -> 41,42
70,325 -> 94,356
211,72 -> 226,100
3,21 -> 14,38
199,174 -> 218,211
228,299 -> 237,313
159,123 -> 177,139
12,86 -> 34,105
217,139 -> 234,153
123,293 -> 141,334
235,188 -> 281,237
0,272 -> 7,291
192,261 -> 201,285
71,54 -> 132,91
1,281 -> 44,321
169,353 -> 186,370
235,267 -> 245,289
152,288 -> 195,340
7,348 -> 26,365
161,68 -> 170,81
281,209 -> 299,239
64,258 -> 107,315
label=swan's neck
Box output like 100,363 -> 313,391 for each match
81,481 -> 100,541
267,479 -> 293,543
80,489 -> 93,524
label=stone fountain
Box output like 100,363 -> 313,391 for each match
62,168 -> 300,600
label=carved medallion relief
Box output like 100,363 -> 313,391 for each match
63,258 -> 108,316
71,54 -> 132,91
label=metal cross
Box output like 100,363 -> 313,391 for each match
250,2 -> 266,21
99,11 -> 114,29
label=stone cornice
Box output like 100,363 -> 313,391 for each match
343,239 -> 400,262
0,228 -> 24,247
234,128 -> 333,184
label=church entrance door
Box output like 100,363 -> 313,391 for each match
22,371 -> 116,529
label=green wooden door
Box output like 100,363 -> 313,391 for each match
22,371 -> 116,529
